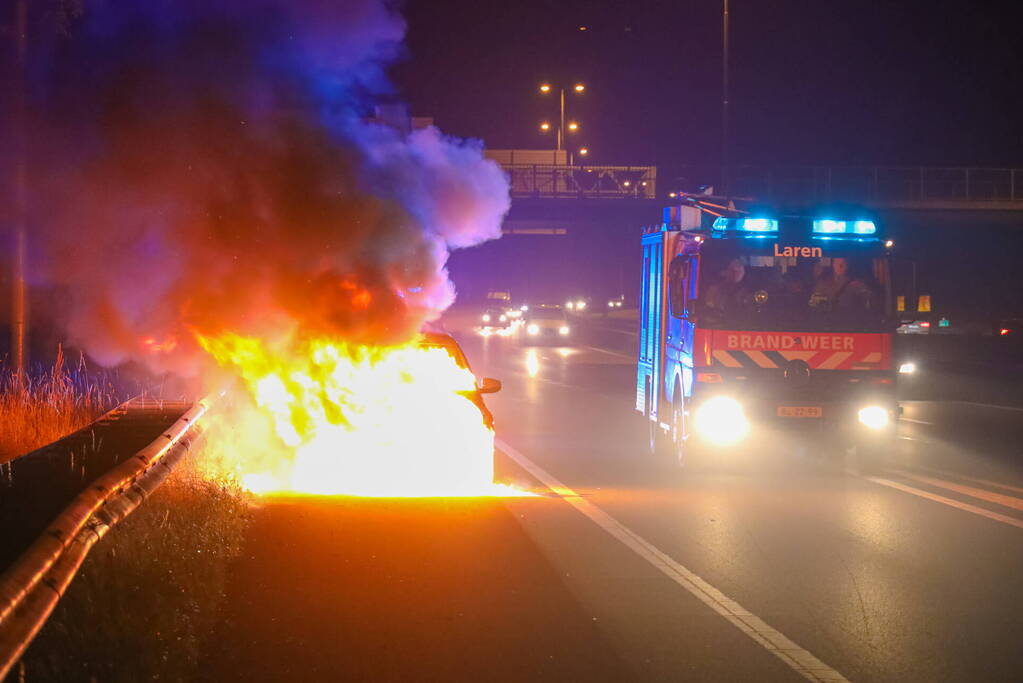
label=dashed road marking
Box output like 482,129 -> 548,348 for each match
912,464 -> 1023,496
497,438 -> 849,683
951,401 -> 1023,413
889,469 -> 1023,512
584,345 -> 633,360
898,417 -> 934,425
867,476 -> 1023,530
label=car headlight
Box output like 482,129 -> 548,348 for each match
694,396 -> 749,445
482,314 -> 490,322
566,301 -> 575,310
576,301 -> 586,310
608,301 -> 615,308
898,362 -> 916,375
857,406 -> 890,430
559,325 -> 570,335
499,314 -> 507,322
527,323 -> 540,335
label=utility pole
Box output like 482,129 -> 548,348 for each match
558,87 -> 565,152
721,0 -> 730,200
12,0 -> 28,376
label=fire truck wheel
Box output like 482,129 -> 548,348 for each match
671,388 -> 691,467
645,382 -> 659,455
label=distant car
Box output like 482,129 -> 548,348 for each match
418,332 -> 501,430
993,318 -> 1021,337
896,319 -> 932,335
479,307 -> 510,329
521,305 -> 570,344
565,297 -> 590,312
606,295 -> 625,310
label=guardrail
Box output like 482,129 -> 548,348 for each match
500,164 -> 657,199
675,166 -> 1023,205
0,395 -> 214,680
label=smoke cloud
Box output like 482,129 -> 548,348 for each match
18,0 -> 508,372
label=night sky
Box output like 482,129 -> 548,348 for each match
393,0 -> 1023,177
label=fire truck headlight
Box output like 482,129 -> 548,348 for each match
559,325 -> 570,336
527,323 -> 540,336
898,362 -> 916,375
694,397 -> 749,445
857,406 -> 890,430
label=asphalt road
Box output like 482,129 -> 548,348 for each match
202,317 -> 1023,682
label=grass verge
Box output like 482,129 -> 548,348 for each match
0,348 -> 118,464
15,450 -> 252,683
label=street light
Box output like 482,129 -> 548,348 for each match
538,82 -> 585,152
579,147 -> 589,156
539,121 -> 551,131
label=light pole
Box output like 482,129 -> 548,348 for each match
12,0 -> 28,376
539,82 -> 585,156
721,0 -> 730,198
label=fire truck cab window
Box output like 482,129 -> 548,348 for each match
668,256 -> 689,318
700,248 -> 889,331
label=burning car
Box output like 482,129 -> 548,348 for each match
418,332 -> 502,431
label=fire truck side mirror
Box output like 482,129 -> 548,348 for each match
686,298 -> 701,322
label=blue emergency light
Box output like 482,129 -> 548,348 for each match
812,219 -> 876,235
712,217 -> 779,233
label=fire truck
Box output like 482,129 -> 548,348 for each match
636,202 -> 897,471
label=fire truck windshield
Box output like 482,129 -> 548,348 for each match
695,247 -> 892,332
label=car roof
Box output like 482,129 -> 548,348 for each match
418,332 -> 471,370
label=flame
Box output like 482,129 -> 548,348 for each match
142,335 -> 178,353
197,332 -> 523,497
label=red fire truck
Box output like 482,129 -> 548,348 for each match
636,203 -> 897,470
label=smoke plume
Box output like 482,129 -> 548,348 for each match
19,0 -> 508,372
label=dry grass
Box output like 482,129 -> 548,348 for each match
0,347 -> 118,464
18,451 -> 252,683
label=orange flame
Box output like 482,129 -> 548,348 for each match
196,332 -> 524,497
141,335 -> 178,353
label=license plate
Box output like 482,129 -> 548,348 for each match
777,406 -> 822,418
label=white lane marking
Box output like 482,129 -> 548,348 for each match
911,464 -> 1023,496
584,345 -> 633,360
901,399 -> 1023,413
497,438 -> 849,683
898,417 -> 934,425
867,476 -> 1023,530
889,469 -> 1023,512
951,401 -> 1023,413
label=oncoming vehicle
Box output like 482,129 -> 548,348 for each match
418,332 -> 501,430
521,305 -> 571,344
479,307 -> 511,334
636,205 -> 897,471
